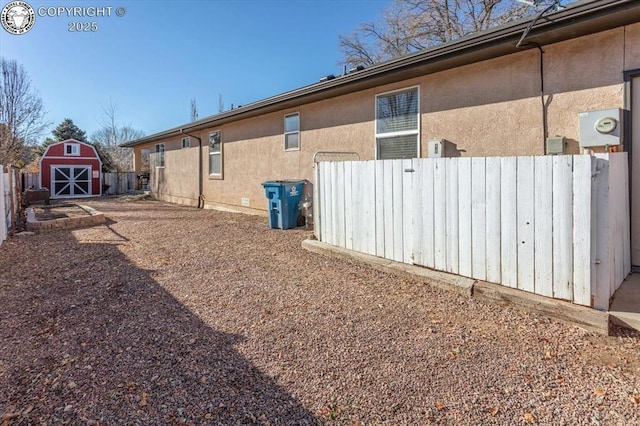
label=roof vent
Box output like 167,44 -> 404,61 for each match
319,74 -> 336,82
348,65 -> 365,73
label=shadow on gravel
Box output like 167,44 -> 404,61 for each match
0,229 -> 318,425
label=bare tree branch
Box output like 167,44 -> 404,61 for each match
191,98 -> 198,122
338,30 -> 381,67
339,0 -> 538,68
91,100 -> 144,172
0,58 -> 48,165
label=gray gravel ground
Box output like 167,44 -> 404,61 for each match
1,198 -> 639,425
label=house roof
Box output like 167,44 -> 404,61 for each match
122,0 -> 640,148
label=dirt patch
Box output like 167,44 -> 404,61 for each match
32,204 -> 90,221
1,198 -> 639,425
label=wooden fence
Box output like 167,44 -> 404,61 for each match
103,172 -> 136,195
21,172 -> 38,189
314,153 -> 630,310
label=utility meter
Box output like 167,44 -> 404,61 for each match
579,108 -> 622,147
595,116 -> 618,134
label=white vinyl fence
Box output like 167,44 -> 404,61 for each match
315,153 -> 630,310
1,165 -> 21,246
0,166 -> 7,245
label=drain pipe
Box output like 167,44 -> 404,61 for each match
516,2 -> 559,152
180,129 -> 205,209
513,42 -> 548,150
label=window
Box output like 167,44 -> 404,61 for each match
155,143 -> 165,167
284,113 -> 300,151
140,148 -> 151,172
64,143 -> 80,156
209,131 -> 222,176
181,137 -> 190,148
375,87 -> 419,159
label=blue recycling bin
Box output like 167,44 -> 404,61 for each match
261,180 -> 305,229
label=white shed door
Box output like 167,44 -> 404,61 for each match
51,166 -> 91,198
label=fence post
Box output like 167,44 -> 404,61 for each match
7,167 -> 16,236
572,155 -> 594,306
0,165 -> 6,244
592,156 -> 610,310
313,162 -> 321,240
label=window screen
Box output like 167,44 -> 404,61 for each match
284,113 -> 300,150
155,144 -> 165,167
209,131 -> 221,175
375,88 -> 419,159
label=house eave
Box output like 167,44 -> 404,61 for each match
121,0 -> 640,148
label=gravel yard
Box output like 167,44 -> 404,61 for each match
1,197 -> 639,425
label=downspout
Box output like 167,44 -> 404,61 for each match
534,44 -> 548,147
180,129 -> 204,209
516,42 -> 547,150
517,2 -> 559,151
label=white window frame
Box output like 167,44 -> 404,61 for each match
155,143 -> 165,168
374,85 -> 420,160
140,148 -> 151,173
181,137 -> 190,149
209,130 -> 222,178
64,143 -> 80,156
284,112 -> 300,151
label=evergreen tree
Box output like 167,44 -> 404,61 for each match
37,118 -> 87,156
91,141 -> 117,173
51,118 -> 87,142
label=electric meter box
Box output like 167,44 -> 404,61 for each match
428,139 -> 444,158
578,108 -> 622,148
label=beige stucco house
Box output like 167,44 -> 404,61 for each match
123,0 -> 640,266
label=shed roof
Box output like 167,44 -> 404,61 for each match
41,139 -> 95,154
122,0 -> 640,148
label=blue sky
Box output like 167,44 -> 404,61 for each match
1,0 -> 387,140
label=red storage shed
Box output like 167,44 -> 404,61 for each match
39,139 -> 102,199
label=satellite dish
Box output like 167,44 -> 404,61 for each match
515,0 -> 564,48
515,0 -> 539,6
515,0 -> 563,10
